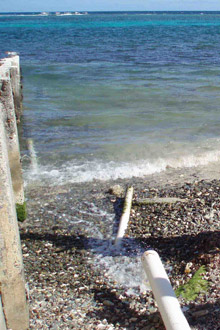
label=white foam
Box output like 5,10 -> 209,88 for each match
68,202 -> 149,293
27,139 -> 38,172
24,148 -> 220,186
89,239 -> 151,293
73,202 -> 111,218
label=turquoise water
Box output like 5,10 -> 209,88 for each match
1,12 -> 220,183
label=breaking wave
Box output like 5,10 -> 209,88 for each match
24,148 -> 220,186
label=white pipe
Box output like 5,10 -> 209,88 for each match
142,250 -> 191,330
114,186 -> 133,246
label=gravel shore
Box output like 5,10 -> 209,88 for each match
20,167 -> 220,329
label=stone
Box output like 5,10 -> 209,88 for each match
108,185 -> 124,197
103,300 -> 115,307
191,309 -> 209,317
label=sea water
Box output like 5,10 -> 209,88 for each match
1,12 -> 220,185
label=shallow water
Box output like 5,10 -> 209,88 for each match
62,197 -> 150,293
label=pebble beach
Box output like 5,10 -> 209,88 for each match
20,167 -> 220,330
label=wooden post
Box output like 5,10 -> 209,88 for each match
0,103 -> 29,328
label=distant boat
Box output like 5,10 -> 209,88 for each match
39,12 -> 49,16
54,11 -> 88,16
74,11 -> 83,15
62,12 -> 73,16
56,12 -> 75,16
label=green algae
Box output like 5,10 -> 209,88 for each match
16,202 -> 27,222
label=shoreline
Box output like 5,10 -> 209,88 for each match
20,168 -> 220,329
23,159 -> 220,191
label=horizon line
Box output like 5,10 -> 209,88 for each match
1,10 -> 220,13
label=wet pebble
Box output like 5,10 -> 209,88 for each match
21,175 -> 220,330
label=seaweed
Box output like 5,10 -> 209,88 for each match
16,202 -> 27,222
175,266 -> 208,301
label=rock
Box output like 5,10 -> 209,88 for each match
103,300 -> 115,307
184,262 -> 193,274
191,309 -> 209,317
96,324 -> 106,329
108,185 -> 124,197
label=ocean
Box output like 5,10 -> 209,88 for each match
1,11 -> 220,185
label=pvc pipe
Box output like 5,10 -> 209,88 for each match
142,250 -> 191,330
114,186 -> 133,246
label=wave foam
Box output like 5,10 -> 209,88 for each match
23,148 -> 220,186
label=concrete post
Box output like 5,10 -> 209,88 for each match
0,107 -> 29,329
9,55 -> 23,122
0,60 -> 26,221
0,296 -> 7,330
